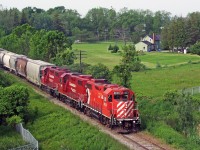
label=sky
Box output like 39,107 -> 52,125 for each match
0,0 -> 199,17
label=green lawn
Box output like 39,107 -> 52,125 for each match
73,42 -> 200,69
73,42 -> 127,69
140,52 -> 200,68
131,63 -> 200,99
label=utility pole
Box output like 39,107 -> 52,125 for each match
75,50 -> 86,73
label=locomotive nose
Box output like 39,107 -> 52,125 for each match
116,101 -> 134,119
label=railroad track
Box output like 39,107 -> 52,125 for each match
122,133 -> 167,150
2,69 -> 174,150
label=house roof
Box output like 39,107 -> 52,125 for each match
141,41 -> 152,45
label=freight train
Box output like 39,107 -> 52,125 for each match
0,48 -> 140,133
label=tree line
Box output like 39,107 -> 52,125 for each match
1,6 -> 200,53
161,12 -> 200,52
0,6 -> 171,43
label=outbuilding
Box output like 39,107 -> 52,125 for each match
135,41 -> 151,52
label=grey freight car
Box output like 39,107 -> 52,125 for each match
26,59 -> 54,86
2,52 -> 16,69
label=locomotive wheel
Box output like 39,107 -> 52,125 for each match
101,116 -> 107,125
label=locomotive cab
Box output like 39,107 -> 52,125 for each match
103,87 -> 140,131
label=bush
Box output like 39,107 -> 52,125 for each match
112,45 -> 119,53
6,115 -> 22,127
107,44 -> 119,53
189,42 -> 200,55
108,44 -> 113,50
0,71 -> 14,87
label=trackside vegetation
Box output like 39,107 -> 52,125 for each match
0,71 -> 128,150
0,71 -> 26,149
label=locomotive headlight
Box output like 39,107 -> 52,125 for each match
133,121 -> 135,123
119,121 -> 122,124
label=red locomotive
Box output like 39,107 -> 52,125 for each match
41,66 -> 140,132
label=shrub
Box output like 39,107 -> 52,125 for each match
112,45 -> 119,53
6,115 -> 22,127
189,42 -> 200,55
108,44 -> 113,50
108,44 -> 119,53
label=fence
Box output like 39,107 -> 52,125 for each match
180,86 -> 200,95
9,123 -> 38,150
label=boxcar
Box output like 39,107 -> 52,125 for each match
16,57 -> 28,77
26,59 -> 55,86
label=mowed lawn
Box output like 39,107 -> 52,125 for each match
73,42 -> 127,69
140,52 -> 200,68
131,63 -> 200,98
73,42 -> 200,69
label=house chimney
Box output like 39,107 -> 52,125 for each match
152,33 -> 155,44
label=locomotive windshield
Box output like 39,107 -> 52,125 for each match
114,91 -> 129,101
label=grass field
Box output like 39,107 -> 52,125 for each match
140,52 -> 200,68
72,42 -> 200,69
73,42 -> 122,69
131,63 -> 200,98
